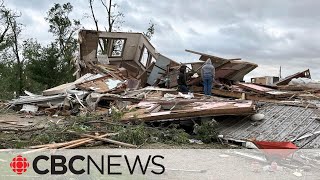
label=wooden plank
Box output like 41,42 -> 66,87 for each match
76,133 -> 137,148
237,83 -> 274,93
121,101 -> 255,122
60,133 -> 112,149
212,89 -> 317,108
237,83 -> 293,98
275,69 -> 311,86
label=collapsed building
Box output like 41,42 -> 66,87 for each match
6,29 -> 320,149
76,30 -> 179,87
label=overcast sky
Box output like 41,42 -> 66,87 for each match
6,0 -> 320,81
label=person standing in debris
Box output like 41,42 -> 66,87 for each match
177,64 -> 189,93
201,58 -> 215,96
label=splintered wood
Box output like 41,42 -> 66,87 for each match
27,132 -> 136,151
121,99 -> 255,122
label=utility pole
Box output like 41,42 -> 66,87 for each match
279,66 -> 282,79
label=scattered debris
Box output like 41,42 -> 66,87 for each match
2,30 -> 320,151
251,113 -> 265,121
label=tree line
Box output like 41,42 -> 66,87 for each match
0,0 -> 155,100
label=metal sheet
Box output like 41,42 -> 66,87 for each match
147,54 -> 172,85
219,103 -> 320,148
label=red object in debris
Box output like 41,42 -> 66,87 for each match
252,140 -> 298,149
252,140 -> 298,160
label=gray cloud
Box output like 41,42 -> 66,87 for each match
4,0 -> 320,80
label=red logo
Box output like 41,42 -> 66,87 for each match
10,155 -> 30,175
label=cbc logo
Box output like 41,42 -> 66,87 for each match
10,155 -> 30,175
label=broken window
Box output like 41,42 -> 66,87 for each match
97,38 -> 126,57
111,39 -> 125,57
139,46 -> 152,67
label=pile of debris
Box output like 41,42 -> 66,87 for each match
3,29 -> 320,149
7,30 -> 260,122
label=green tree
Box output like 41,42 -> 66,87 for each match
25,40 -> 70,89
0,0 -> 15,51
0,49 -> 19,99
143,20 -> 156,41
45,2 -> 81,82
0,1 -> 24,97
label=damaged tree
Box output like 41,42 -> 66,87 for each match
8,15 -> 23,95
0,2 -> 24,96
46,3 -> 81,81
0,0 -> 12,50
89,0 -> 124,54
88,0 -> 155,55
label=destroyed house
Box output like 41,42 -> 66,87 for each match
6,29 -> 320,152
77,30 -> 179,87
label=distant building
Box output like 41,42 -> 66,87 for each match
251,76 -> 279,85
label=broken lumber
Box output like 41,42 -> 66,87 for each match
122,100 -> 255,122
60,133 -> 118,149
0,127 -> 44,132
275,69 -> 311,86
60,134 -> 109,149
76,133 -> 137,148
29,138 -> 90,149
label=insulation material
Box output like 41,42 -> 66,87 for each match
76,76 -> 125,93
20,104 -> 39,113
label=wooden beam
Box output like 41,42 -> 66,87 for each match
121,103 -> 255,122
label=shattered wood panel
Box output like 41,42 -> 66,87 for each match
147,54 -> 172,85
185,49 -> 229,68
216,69 -> 236,79
76,76 -> 123,93
212,89 -> 281,101
121,100 -> 255,122
238,83 -> 274,93
96,65 -> 127,81
185,49 -> 257,81
219,104 -> 320,148
9,94 -> 67,105
121,62 -> 140,77
276,69 -> 311,86
43,73 -> 103,95
137,62 -> 155,87
168,69 -> 179,87
237,83 -> 292,98
42,82 -> 75,96
127,79 -> 140,90
225,64 -> 258,81
216,61 -> 258,81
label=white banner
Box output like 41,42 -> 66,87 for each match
0,149 -> 319,179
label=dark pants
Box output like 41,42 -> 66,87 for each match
203,76 -> 213,96
178,85 -> 189,94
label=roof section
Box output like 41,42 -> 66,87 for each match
185,49 -> 258,81
219,103 -> 320,148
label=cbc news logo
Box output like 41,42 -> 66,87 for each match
10,155 -> 30,175
7,154 -> 165,176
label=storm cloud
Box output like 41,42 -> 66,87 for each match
6,0 -> 320,80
